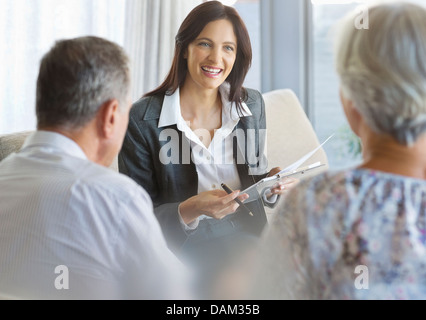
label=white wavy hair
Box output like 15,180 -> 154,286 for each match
334,1 -> 426,145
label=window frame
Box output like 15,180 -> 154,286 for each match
260,0 -> 312,121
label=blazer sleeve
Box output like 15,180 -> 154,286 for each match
118,110 -> 188,252
259,91 -> 281,209
244,89 -> 280,209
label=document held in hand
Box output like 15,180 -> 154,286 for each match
240,134 -> 334,203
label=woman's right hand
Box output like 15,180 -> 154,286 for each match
179,189 -> 249,225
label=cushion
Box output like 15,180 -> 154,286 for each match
263,89 -> 329,175
0,131 -> 32,162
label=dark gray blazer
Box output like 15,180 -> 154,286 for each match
119,88 -> 273,252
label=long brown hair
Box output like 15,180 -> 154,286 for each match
144,1 -> 252,111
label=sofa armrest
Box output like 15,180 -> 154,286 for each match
0,131 -> 119,172
0,131 -> 32,163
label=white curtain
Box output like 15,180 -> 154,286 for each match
125,0 -> 202,102
0,0 -> 201,135
0,0 -> 126,135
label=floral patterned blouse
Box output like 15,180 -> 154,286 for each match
251,169 -> 426,300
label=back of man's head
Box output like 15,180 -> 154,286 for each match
36,36 -> 130,131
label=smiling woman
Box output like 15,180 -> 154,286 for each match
143,0 -> 253,115
184,19 -> 237,92
118,0 -> 290,299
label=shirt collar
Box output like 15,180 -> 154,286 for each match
158,87 -> 183,128
158,84 -> 253,129
21,131 -> 88,160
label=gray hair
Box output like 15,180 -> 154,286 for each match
335,2 -> 426,145
36,36 -> 131,130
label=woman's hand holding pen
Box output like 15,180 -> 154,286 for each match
267,167 -> 300,197
179,190 -> 250,224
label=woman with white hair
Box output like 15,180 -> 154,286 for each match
249,2 -> 426,300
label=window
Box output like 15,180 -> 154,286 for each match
0,0 -> 201,135
310,0 -> 426,169
0,0 -> 126,135
207,0 -> 262,91
311,0 -> 365,170
234,0 -> 261,91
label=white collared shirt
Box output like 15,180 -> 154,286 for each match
159,85 -> 253,227
0,131 -> 190,300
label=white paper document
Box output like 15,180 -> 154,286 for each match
240,134 -> 334,203
276,133 -> 334,174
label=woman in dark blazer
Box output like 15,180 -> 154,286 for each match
118,1 -> 295,294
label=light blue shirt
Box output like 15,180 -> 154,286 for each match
0,131 -> 190,299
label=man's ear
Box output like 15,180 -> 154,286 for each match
98,99 -> 119,139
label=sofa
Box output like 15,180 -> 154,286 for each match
0,131 -> 119,172
263,89 -> 328,174
0,89 -> 328,176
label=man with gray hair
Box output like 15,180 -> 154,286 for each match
0,36 -> 191,300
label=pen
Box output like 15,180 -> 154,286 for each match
221,183 -> 254,217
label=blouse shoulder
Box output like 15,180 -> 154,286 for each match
245,88 -> 263,104
281,168 -> 426,224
